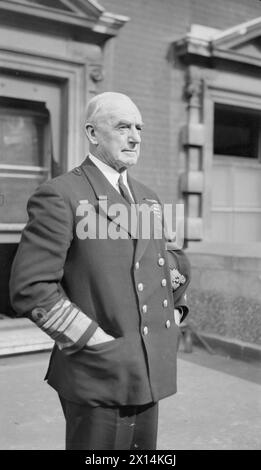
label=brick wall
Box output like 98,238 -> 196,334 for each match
100,0 -> 261,204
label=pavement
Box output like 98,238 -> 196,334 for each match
0,316 -> 260,450
160,348 -> 261,450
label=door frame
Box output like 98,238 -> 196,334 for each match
0,47 -> 90,243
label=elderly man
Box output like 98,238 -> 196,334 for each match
10,92 -> 190,450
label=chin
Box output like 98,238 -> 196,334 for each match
125,155 -> 139,165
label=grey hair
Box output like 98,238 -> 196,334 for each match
85,92 -> 137,125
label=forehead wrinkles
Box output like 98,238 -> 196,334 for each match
95,101 -> 142,127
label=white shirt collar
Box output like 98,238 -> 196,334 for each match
88,153 -> 129,191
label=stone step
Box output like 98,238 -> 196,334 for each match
0,316 -> 53,357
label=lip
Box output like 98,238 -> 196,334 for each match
122,149 -> 136,153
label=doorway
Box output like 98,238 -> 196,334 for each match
0,74 -> 67,315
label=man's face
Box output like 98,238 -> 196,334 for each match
91,98 -> 143,172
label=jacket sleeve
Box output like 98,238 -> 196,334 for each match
166,242 -> 191,322
9,182 -> 98,354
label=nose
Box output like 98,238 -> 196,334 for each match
128,126 -> 141,144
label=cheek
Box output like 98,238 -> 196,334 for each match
98,132 -> 125,157
110,137 -> 125,152
100,137 -> 118,152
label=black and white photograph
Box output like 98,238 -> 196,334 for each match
0,0 -> 260,457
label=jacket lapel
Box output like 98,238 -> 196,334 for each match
128,176 -> 153,263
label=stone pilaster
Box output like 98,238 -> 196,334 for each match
180,66 -> 205,241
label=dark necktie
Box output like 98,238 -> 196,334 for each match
118,174 -> 133,205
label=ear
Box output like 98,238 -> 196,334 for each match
85,123 -> 98,145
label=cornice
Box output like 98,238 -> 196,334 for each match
0,0 -> 129,41
174,18 -> 261,68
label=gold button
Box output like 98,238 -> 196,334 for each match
163,299 -> 168,307
138,283 -> 144,292
143,326 -> 148,335
165,320 -> 171,328
142,305 -> 148,314
158,257 -> 165,266
161,279 -> 167,287
135,262 -> 140,270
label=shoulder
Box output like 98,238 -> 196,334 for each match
34,162 -> 90,202
47,165 -> 84,190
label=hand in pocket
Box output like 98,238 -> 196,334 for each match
87,326 -> 116,347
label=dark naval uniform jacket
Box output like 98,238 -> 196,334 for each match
10,157 -> 190,407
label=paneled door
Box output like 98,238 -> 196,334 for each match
211,157 -> 261,243
210,104 -> 261,243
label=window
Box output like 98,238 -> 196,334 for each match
0,97 -> 50,225
214,104 -> 260,159
0,97 -> 49,167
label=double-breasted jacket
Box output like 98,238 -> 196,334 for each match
10,158 -> 190,406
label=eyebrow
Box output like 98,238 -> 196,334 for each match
116,120 -> 144,127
